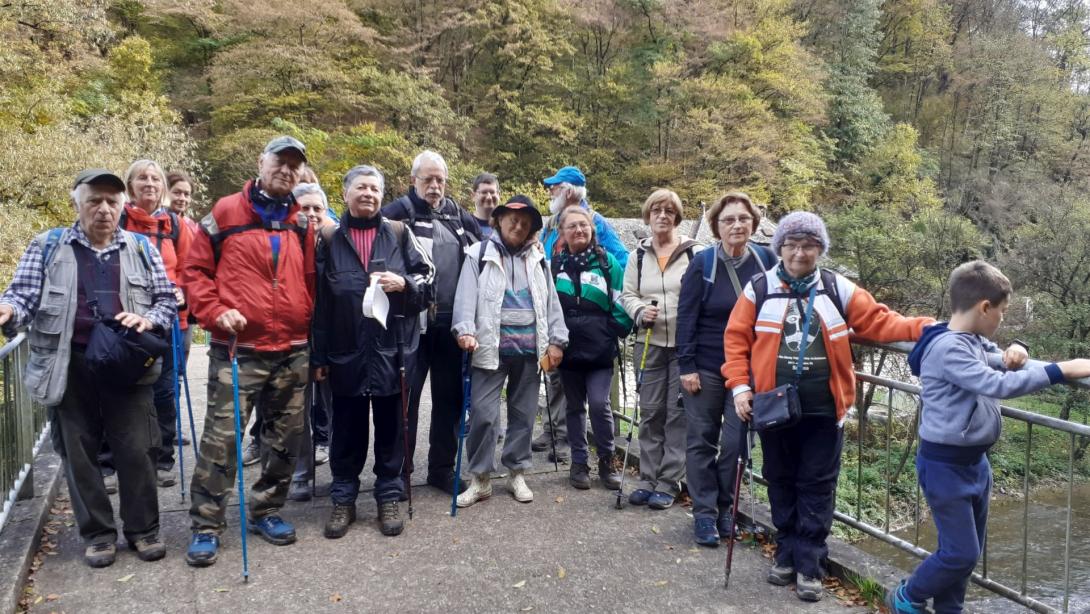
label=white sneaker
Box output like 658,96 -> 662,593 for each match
456,475 -> 491,508
241,439 -> 261,466
507,470 -> 533,503
314,444 -> 329,466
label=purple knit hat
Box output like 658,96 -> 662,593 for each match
771,211 -> 830,256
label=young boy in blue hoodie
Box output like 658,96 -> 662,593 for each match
886,260 -> 1090,614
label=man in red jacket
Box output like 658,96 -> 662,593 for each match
181,136 -> 315,567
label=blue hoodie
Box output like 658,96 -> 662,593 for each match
908,323 -> 1064,459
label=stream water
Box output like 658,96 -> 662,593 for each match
857,483 -> 1090,612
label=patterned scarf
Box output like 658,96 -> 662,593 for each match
776,261 -> 817,295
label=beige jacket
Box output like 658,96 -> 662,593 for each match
620,237 -> 703,348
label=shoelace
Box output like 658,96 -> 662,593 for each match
91,543 -> 113,552
192,534 -> 216,545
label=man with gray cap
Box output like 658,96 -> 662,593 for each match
0,169 -> 177,567
182,135 -> 315,567
382,150 -> 482,495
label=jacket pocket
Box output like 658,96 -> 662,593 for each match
23,350 -> 54,401
126,271 -> 155,314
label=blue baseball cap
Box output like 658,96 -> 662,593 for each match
542,165 -> 586,187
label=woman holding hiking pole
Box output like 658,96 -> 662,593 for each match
676,192 -> 775,548
310,165 -> 434,538
619,189 -> 701,511
452,195 -> 569,509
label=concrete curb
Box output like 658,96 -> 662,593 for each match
0,440 -> 63,614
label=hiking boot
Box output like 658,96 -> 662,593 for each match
717,514 -> 737,540
598,457 -> 622,490
314,444 -> 329,465
241,439 -> 260,466
628,488 -> 653,506
128,535 -> 166,561
766,563 -> 794,586
547,445 -> 571,464
569,463 -> 591,490
427,472 -> 467,496
456,474 -> 492,508
507,470 -> 533,503
85,542 -> 116,568
531,431 -> 554,452
250,515 -> 296,546
185,533 -> 219,567
324,504 -> 356,539
378,501 -> 404,536
647,491 -> 674,510
693,517 -> 720,548
102,473 -> 118,495
156,469 -> 176,488
885,580 -> 926,614
795,573 -> 823,601
288,479 -> 311,502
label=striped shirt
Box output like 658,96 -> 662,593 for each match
348,226 -> 377,270
0,223 -> 177,333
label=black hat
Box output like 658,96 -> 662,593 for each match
492,195 -> 543,233
263,135 -> 308,161
72,169 -> 125,192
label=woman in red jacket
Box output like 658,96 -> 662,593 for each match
724,211 -> 932,603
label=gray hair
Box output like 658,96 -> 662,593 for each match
554,182 -> 587,204
410,150 -> 448,177
292,182 -> 329,210
342,165 -> 385,195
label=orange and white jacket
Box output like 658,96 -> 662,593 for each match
722,268 -> 933,421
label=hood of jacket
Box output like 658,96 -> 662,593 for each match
909,321 -> 950,376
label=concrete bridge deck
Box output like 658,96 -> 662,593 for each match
16,347 -> 867,613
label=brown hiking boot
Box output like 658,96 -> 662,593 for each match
378,501 -> 404,536
324,504 -> 356,539
128,535 -> 166,561
85,542 -> 116,568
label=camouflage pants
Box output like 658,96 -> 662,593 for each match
189,344 -> 308,533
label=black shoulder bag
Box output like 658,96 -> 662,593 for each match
751,284 -> 816,432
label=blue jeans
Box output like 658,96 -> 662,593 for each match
905,452 -> 991,613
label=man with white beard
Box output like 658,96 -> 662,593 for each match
534,166 -> 628,462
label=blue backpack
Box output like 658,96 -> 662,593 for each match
699,241 -> 777,303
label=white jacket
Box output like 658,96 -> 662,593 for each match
452,238 -> 569,370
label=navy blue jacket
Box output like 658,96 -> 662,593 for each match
676,245 -> 773,375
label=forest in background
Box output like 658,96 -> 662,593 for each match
3,0 -> 1090,373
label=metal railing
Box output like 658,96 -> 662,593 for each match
1,333 -> 49,532
610,338 -> 1088,613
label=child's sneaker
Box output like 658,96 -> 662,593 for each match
885,580 -> 926,614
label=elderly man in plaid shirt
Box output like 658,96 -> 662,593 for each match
0,169 -> 177,569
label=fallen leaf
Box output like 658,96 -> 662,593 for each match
512,580 -> 527,588
557,566 -> 566,579
688,547 -> 699,553
554,496 -> 564,503
675,558 -> 681,564
213,588 -> 230,593
521,607 -> 533,612
46,594 -> 60,601
329,593 -> 343,603
33,596 -> 43,604
654,580 -> 668,587
650,526 -> 660,534
116,574 -> 134,583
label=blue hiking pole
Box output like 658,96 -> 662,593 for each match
171,317 -> 186,500
178,327 -> 199,457
228,336 -> 250,582
451,352 -> 472,517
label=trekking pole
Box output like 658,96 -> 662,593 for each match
171,317 -> 186,500
615,300 -> 657,509
451,352 -> 472,517
395,315 -> 413,520
724,419 -> 751,589
541,367 -> 559,472
178,329 -> 199,459
228,335 -> 250,582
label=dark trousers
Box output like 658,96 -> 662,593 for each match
759,415 -> 843,578
98,348 -> 176,473
407,319 -> 463,480
53,352 -> 160,544
329,394 -> 405,505
905,453 -> 991,613
682,369 -> 741,521
560,367 -> 615,465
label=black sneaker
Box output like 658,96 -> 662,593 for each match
598,457 -> 622,490
547,446 -> 571,464
324,504 -> 356,539
569,463 -> 591,489
288,480 -> 311,502
378,501 -> 404,536
427,473 -> 467,495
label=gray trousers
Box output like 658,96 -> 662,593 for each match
682,369 -> 741,520
465,355 -> 539,476
538,369 -> 567,444
634,343 -> 685,496
560,367 -> 615,465
52,352 -> 160,544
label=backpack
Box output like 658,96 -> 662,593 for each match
750,268 -> 848,324
550,244 -> 614,307
119,209 -> 181,253
635,243 -> 696,293
476,240 -> 548,277
40,228 -> 154,273
205,215 -> 309,264
699,241 -> 776,304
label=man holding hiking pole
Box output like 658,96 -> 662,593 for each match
181,136 -> 315,568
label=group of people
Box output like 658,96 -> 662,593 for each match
3,134 -> 1088,612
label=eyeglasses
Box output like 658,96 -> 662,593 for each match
781,242 -> 822,254
562,222 -> 591,231
649,207 -> 676,218
717,216 -> 753,226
